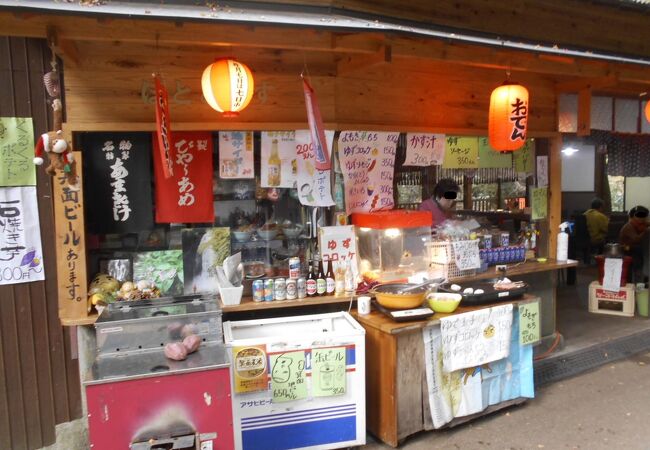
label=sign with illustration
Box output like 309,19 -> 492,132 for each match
295,129 -> 335,207
181,227 -> 230,294
0,117 -> 35,186
518,300 -> 541,345
261,131 -> 297,188
0,186 -> 44,285
312,347 -> 346,397
218,131 -> 254,179
133,250 -> 184,296
82,132 -> 154,234
270,350 -> 307,402
443,136 -> 479,169
514,139 -> 535,173
404,133 -> 446,166
154,131 -> 214,223
478,137 -> 512,169
233,345 -> 268,393
439,304 -> 513,372
338,131 -> 399,214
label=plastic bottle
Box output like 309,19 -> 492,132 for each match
344,260 -> 355,295
556,222 -> 569,261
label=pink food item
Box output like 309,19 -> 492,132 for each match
164,342 -> 188,361
182,334 -> 201,354
181,323 -> 199,338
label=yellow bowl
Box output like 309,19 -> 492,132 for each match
371,283 -> 427,310
426,292 -> 462,313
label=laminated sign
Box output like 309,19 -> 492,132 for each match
154,131 -> 214,223
82,132 -> 154,234
218,131 -> 254,179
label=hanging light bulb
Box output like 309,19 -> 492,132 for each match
488,82 -> 529,151
201,58 -> 254,117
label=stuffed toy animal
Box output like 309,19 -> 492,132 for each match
33,99 -> 79,189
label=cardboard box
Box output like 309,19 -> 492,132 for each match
588,281 -> 635,317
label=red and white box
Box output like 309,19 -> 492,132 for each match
588,281 -> 635,317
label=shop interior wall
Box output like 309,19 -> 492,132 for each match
0,36 -> 82,450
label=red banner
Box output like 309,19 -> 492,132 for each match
302,77 -> 331,171
153,74 -> 174,179
154,131 -> 214,223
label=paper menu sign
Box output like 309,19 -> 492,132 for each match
318,225 -> 359,282
536,155 -> 548,187
531,187 -> 547,220
404,133 -> 446,166
478,137 -> 512,169
295,130 -> 335,207
452,240 -> 481,271
440,304 -> 513,372
270,350 -> 307,402
442,136 -> 479,169
312,347 -> 346,397
338,131 -> 399,214
233,345 -> 268,393
602,257 -> 623,292
0,117 -> 35,186
514,139 -> 535,173
218,131 -> 254,179
261,131 -> 297,188
519,300 -> 541,345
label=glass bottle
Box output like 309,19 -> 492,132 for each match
316,258 -> 326,296
334,262 -> 345,297
344,259 -> 355,295
267,139 -> 281,187
325,257 -> 336,295
306,260 -> 317,297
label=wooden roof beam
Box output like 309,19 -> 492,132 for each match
46,26 -> 80,68
554,76 -> 619,93
336,44 -> 391,75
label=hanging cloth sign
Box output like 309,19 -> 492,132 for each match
302,77 -> 331,170
261,131 -> 297,188
153,75 -> 173,179
338,131 -> 399,214
218,131 -> 254,179
83,132 -> 154,234
404,133 -> 446,166
295,129 -> 334,207
0,117 -> 36,186
154,131 -> 214,223
0,186 -> 45,285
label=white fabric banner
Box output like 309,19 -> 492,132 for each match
440,304 -> 513,372
0,186 -> 45,285
295,130 -> 334,207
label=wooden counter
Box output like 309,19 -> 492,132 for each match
453,258 -> 577,284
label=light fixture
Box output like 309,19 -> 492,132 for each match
488,82 -> 529,151
561,146 -> 579,156
201,58 -> 254,117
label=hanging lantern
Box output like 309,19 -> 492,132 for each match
488,82 -> 529,151
201,58 -> 254,117
645,99 -> 650,123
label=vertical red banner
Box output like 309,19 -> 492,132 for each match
302,77 -> 331,171
153,74 -> 174,179
154,131 -> 214,223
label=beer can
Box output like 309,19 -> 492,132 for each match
274,277 -> 286,301
286,278 -> 297,300
263,279 -> 274,301
252,280 -> 264,302
297,277 -> 307,299
288,257 -> 301,279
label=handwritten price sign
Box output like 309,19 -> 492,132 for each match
518,300 -> 540,345
404,133 -> 445,166
442,136 -> 479,169
514,139 -> 535,173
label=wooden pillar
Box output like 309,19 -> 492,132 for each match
463,175 -> 472,210
577,88 -> 592,136
548,136 -> 563,259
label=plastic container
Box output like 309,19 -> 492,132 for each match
595,256 -> 633,287
636,283 -> 649,317
556,222 -> 569,261
588,281 -> 635,317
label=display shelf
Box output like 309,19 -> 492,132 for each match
219,293 -> 356,312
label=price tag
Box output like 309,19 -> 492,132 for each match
519,300 -> 540,346
452,240 -> 481,271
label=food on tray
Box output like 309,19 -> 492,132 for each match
474,289 -> 485,295
493,278 -> 526,290
450,284 -> 462,292
164,342 -> 188,361
463,287 -> 474,295
115,280 -> 162,301
181,323 -> 199,338
244,261 -> 265,278
260,222 -> 278,231
182,334 -> 201,354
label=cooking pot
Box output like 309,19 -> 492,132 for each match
370,283 -> 428,310
603,243 -> 623,258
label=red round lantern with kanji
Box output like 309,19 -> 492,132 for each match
201,58 -> 254,117
488,82 -> 529,151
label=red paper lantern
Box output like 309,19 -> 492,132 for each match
201,58 -> 254,117
645,100 -> 650,123
488,82 -> 529,151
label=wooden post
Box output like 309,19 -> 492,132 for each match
577,88 -> 591,136
548,136 -> 563,259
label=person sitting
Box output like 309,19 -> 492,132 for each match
583,197 -> 609,254
619,205 -> 649,282
419,178 -> 460,229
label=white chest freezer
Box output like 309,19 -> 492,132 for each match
223,312 -> 366,450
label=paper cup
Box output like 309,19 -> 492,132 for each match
358,296 -> 371,315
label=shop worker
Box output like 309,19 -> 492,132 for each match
619,205 -> 649,278
419,178 -> 460,228
584,197 -> 609,252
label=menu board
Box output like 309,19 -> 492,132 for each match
0,117 -> 35,186
404,133 -> 445,166
452,240 -> 481,271
261,131 -> 297,188
478,137 -> 512,169
270,350 -> 307,402
442,136 -> 479,169
531,187 -> 547,220
312,347 -> 346,397
338,131 -> 399,214
218,131 -> 254,179
318,225 -> 359,283
514,139 -> 535,173
519,300 -> 541,345
295,130 -> 335,207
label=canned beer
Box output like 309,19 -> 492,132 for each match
274,277 -> 286,301
286,278 -> 297,300
252,280 -> 264,302
289,257 -> 301,279
263,279 -> 274,301
297,277 -> 307,299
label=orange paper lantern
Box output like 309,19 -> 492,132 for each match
645,100 -> 650,123
488,82 -> 529,151
201,58 -> 254,117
